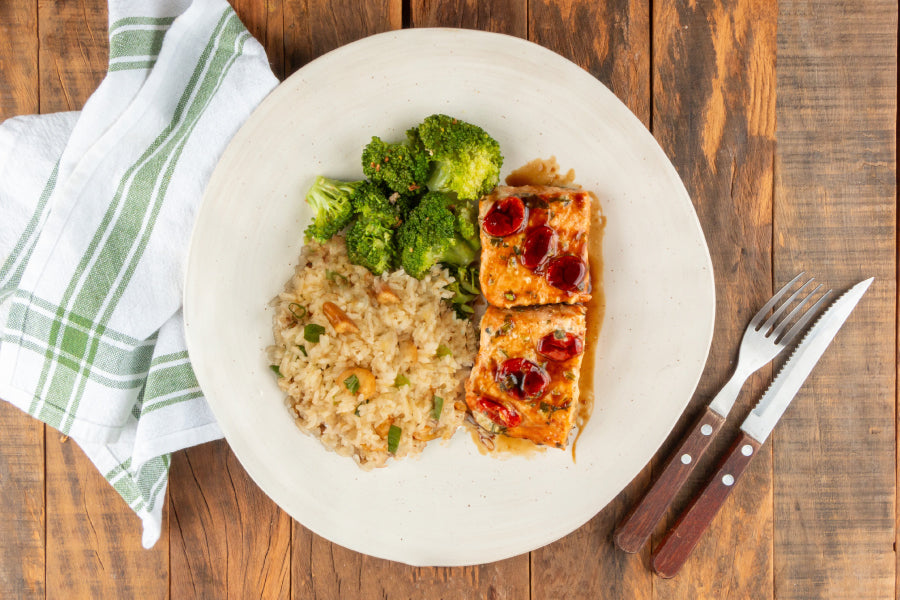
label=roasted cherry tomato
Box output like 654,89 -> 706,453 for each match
521,225 -> 558,270
537,331 -> 584,362
546,255 -> 587,291
497,357 -> 550,400
483,196 -> 527,237
477,397 -> 522,428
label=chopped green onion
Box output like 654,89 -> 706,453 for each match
432,396 -> 444,420
554,328 -> 566,340
297,345 -> 308,357
270,365 -> 282,377
344,374 -> 360,394
354,403 -> 362,416
387,425 -> 401,454
288,303 -> 307,320
326,270 -> 349,285
304,323 -> 326,343
564,371 -> 576,381
394,374 -> 410,387
435,345 -> 452,358
504,291 -> 516,301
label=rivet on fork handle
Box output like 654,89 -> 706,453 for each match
614,406 -> 726,553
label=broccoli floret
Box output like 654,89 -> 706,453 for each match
396,191 -> 480,279
445,264 -> 482,318
362,135 -> 430,197
353,180 -> 401,228
303,176 -> 360,242
417,114 -> 503,200
345,217 -> 396,275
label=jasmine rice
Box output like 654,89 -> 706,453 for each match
269,237 -> 476,468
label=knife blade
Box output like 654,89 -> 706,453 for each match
651,277 -> 874,578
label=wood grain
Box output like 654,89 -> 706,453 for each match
652,1 -> 776,598
169,442 -> 291,598
525,2 -> 651,599
230,0 -> 285,79
0,2 -> 44,598
774,1 -> 897,598
410,0 -> 526,35
283,0 -> 402,76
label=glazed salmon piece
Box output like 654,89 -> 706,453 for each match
479,185 -> 591,308
465,304 -> 587,448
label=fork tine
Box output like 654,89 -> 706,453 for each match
750,272 -> 805,328
778,289 -> 834,346
759,277 -> 816,334
771,283 -> 823,339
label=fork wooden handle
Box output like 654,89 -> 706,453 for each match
651,431 -> 762,578
613,406 -> 726,553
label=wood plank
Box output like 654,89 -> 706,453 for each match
651,1 -> 776,598
169,442 -> 291,598
38,2 -> 169,598
37,0 -> 108,113
410,0 -> 526,35
773,1 -> 897,598
45,435 -> 168,598
0,2 -> 44,598
525,1 -> 651,598
283,0 -> 402,77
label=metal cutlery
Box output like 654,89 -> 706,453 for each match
651,277 -> 874,577
614,273 -> 830,554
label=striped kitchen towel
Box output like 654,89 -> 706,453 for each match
0,0 -> 277,547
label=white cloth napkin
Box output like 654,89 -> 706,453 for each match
0,0 -> 277,547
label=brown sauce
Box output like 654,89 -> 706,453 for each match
471,160 -> 605,461
505,156 -> 577,187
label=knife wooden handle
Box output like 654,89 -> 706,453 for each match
651,431 -> 762,578
613,406 -> 726,553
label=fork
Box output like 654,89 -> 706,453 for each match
613,273 -> 826,554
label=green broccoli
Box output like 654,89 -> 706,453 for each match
362,134 -> 430,197
396,191 -> 480,279
352,180 -> 401,228
417,114 -> 503,200
445,264 -> 482,318
303,176 -> 360,242
345,217 -> 396,275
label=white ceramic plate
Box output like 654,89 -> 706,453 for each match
184,28 -> 715,566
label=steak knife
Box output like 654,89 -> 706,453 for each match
650,277 -> 874,578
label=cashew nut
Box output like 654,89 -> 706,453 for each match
373,280 -> 400,305
322,302 -> 359,334
337,367 -> 376,399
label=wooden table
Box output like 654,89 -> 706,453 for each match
1,0 -> 896,598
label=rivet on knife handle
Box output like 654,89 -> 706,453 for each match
651,432 -> 762,578
613,406 -> 725,553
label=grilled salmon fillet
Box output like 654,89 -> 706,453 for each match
479,185 -> 591,308
465,304 -> 587,448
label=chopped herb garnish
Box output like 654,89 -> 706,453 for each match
432,396 -> 444,420
564,371 -> 576,381
344,374 -> 360,394
304,323 -> 326,343
489,237 -> 503,247
540,402 -> 551,412
387,425 -> 401,454
354,403 -> 363,416
326,270 -> 348,285
288,303 -> 307,320
554,328 -> 566,340
499,317 -> 514,335
504,291 -> 516,301
513,246 -> 521,256
435,345 -> 452,358
297,345 -> 308,357
394,373 -> 410,387
270,365 -> 282,377
498,348 -> 509,358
